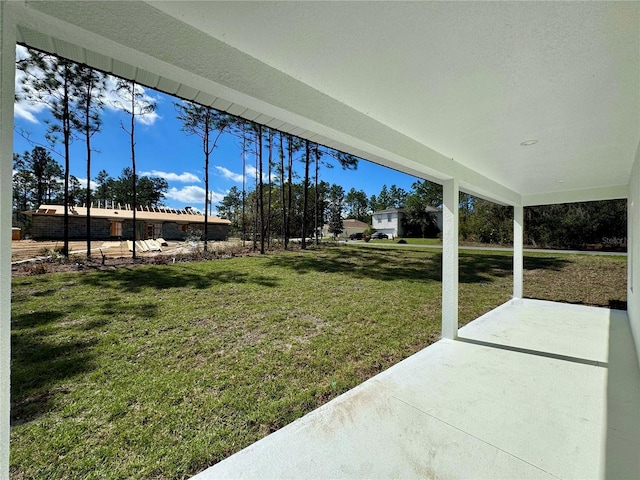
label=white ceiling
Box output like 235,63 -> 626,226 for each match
8,1 -> 640,205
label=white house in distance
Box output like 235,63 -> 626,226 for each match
372,208 -> 405,238
372,207 -> 443,238
1,2 -> 639,479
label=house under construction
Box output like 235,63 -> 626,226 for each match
25,204 -> 231,241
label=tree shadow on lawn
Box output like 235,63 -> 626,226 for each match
11,302 -> 158,425
267,247 -> 570,284
78,266 -> 279,293
11,309 -> 66,330
11,332 -> 98,426
268,247 -> 442,282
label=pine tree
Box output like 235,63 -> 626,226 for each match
72,64 -> 105,258
114,80 -> 156,259
175,101 -> 231,251
327,184 -> 345,238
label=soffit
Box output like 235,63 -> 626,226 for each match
11,1 -> 640,206
148,1 -> 639,203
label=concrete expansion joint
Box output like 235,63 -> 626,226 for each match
389,394 -> 562,479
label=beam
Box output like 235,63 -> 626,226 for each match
442,178 -> 459,339
523,185 -> 628,206
513,205 -> 524,299
0,1 -> 15,476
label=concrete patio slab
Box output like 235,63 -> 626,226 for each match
192,299 -> 640,480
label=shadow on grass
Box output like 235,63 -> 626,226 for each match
79,266 -> 279,292
12,309 -> 66,329
11,333 -> 98,426
11,302 -> 158,425
267,247 -> 570,285
97,299 -> 159,318
269,247 -> 442,282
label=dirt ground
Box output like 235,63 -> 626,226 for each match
10,239 -> 250,276
10,239 -> 191,262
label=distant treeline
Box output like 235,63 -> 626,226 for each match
219,179 -> 627,251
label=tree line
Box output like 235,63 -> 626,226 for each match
14,47 -> 162,257
13,148 -> 169,215
13,47 -> 626,256
13,47 -> 359,256
337,179 -> 626,249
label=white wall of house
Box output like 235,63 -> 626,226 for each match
629,140 -> 640,368
372,210 -> 403,238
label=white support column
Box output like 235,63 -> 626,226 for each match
442,178 -> 459,339
513,204 -> 524,300
0,2 -> 15,477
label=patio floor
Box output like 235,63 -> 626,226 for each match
193,299 -> 640,479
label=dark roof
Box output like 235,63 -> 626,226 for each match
373,206 -> 442,214
372,208 -> 405,215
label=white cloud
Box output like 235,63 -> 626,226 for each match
166,185 -> 226,206
14,101 -> 47,124
104,76 -> 161,126
215,164 -> 277,184
209,191 -> 226,205
14,46 -> 48,123
76,177 -> 100,191
167,185 -> 204,204
215,166 -> 244,183
13,47 -> 160,126
140,170 -> 201,183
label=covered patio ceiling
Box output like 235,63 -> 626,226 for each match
9,1 -> 639,206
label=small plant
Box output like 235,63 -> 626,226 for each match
27,263 -> 48,275
38,247 -> 64,260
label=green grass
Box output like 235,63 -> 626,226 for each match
372,237 -> 441,245
10,247 -> 626,479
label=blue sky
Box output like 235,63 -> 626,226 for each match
13,48 -> 421,214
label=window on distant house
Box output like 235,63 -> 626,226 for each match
110,221 -> 122,237
387,213 -> 392,222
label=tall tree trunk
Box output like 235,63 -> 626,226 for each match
258,125 -> 265,254
131,84 -> 137,259
62,69 -> 70,258
279,133 -> 287,249
302,140 -> 310,250
85,72 -> 93,259
314,144 -> 319,246
203,108 -> 210,252
267,129 -> 273,249
287,135 -> 293,248
242,132 -> 247,249
253,133 -> 258,252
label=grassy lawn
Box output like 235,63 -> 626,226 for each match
368,237 -> 441,245
10,247 -> 626,479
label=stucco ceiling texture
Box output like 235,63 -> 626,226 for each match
14,1 -> 640,205
149,1 -> 639,201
